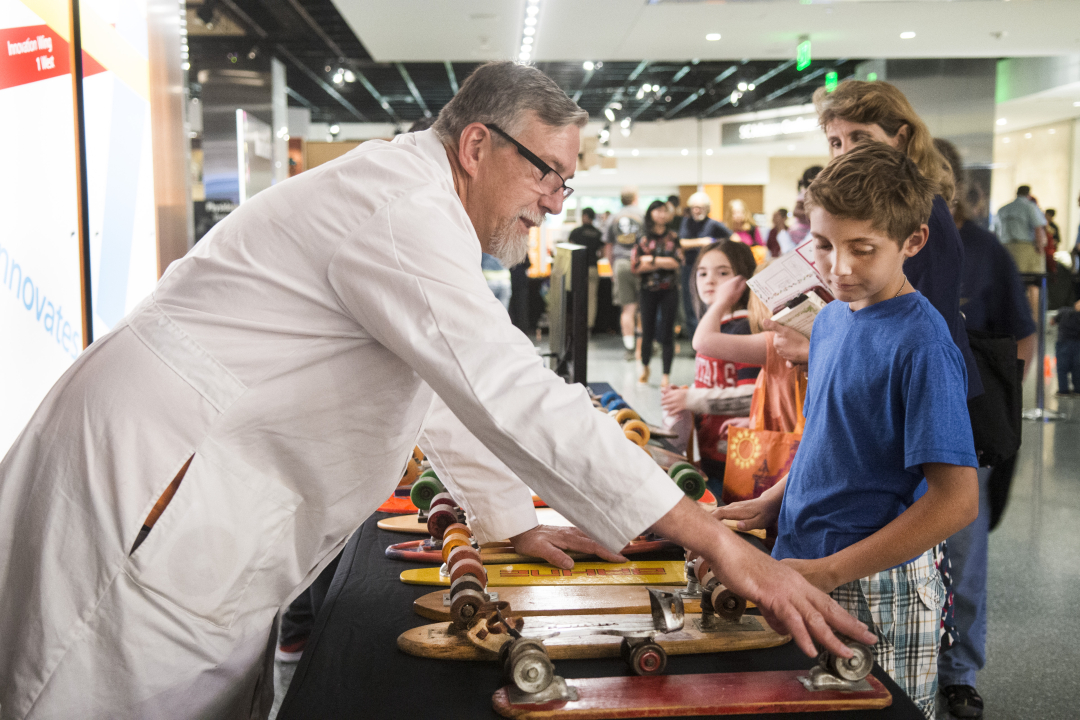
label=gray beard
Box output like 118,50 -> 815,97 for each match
489,209 -> 543,267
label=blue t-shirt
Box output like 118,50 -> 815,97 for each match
773,292 -> 978,563
959,220 -> 1036,340
906,195 -> 982,399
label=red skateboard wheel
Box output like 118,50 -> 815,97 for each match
427,507 -> 458,539
446,544 -> 482,570
448,574 -> 485,599
693,556 -> 711,582
449,557 -> 487,585
429,492 -> 458,510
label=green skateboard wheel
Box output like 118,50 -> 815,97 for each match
672,468 -> 706,501
667,461 -> 696,479
410,475 -> 444,511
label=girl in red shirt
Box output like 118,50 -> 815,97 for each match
660,240 -> 759,499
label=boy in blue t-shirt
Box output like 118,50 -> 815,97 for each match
717,144 -> 978,719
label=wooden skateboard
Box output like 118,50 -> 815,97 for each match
412,585 -> 761,622
399,611 -> 788,662
400,560 -> 687,587
386,537 -> 677,565
491,670 -> 892,718
378,493 -> 550,515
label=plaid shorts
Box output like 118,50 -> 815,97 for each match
830,546 -> 945,720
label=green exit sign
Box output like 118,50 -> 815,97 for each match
825,70 -> 838,92
796,40 -> 811,71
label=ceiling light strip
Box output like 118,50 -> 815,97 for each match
663,64 -> 738,120
275,46 -> 367,121
444,61 -> 459,94
518,0 -> 540,63
396,62 -> 431,118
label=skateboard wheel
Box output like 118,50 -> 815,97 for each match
599,391 -> 620,407
449,588 -> 486,625
427,507 -> 458,540
506,638 -> 554,694
628,641 -> 667,676
442,523 -> 471,540
449,557 -> 487,585
672,468 -> 706,501
667,461 -> 696,479
446,544 -> 481,570
699,569 -> 718,590
441,535 -> 472,563
624,428 -> 646,447
692,556 -> 711,583
710,586 -> 747,622
410,477 -> 444,511
621,419 -> 650,444
429,492 -> 457,510
613,408 -> 641,425
448,574 -> 485,599
824,640 -> 874,682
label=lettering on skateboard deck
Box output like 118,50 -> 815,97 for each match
400,561 -> 687,587
398,612 -> 789,662
386,537 -> 677,565
490,670 -> 892,718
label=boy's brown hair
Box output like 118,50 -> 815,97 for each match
805,143 -> 934,247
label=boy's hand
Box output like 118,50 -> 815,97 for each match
712,496 -> 779,532
781,557 -> 841,594
763,318 -> 810,366
660,385 -> 688,414
712,275 -> 747,309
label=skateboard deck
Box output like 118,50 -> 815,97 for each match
386,537 -> 677,565
376,495 -> 726,535
398,612 -> 789,661
400,560 -> 686,587
412,585 -> 757,622
491,671 -> 892,718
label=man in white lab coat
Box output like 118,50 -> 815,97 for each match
0,62 -> 872,719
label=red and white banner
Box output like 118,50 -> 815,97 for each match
0,23 -> 103,90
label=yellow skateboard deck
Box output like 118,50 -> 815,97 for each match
397,613 -> 789,661
399,560 -> 686,587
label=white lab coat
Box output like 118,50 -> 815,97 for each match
0,129 -> 684,719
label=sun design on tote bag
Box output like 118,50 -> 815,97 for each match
729,429 -> 762,470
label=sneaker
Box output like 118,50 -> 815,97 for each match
942,684 -> 983,719
276,637 -> 308,663
624,348 -> 636,361
638,366 -> 650,384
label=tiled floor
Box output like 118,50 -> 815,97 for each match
274,329 -> 1080,719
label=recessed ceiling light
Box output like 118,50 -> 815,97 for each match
606,148 -> 615,157
620,117 -> 631,128
631,148 -> 639,156
738,82 -> 748,91
610,102 -> 622,110
583,60 -> 594,71
788,144 -> 796,151
1003,137 -> 1010,143
523,36 -> 533,44
527,5 -> 538,15
604,108 -> 615,122
900,31 -> 916,39
525,17 -> 536,26
996,118 -> 1007,125
1025,133 -> 1032,139
706,33 -> 721,41
681,149 -> 689,156
705,148 -> 713,156
524,26 -> 535,36
1074,101 -> 1080,107
1049,128 -> 1057,134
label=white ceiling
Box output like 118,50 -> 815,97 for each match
996,81 -> 1080,132
332,0 -> 1080,63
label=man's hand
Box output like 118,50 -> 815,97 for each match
762,318 -> 809,367
660,385 -> 688,414
712,495 -> 779,532
510,525 -> 628,569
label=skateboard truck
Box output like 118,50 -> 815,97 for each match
798,638 -> 876,692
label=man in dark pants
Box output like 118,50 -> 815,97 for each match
277,555 -> 341,661
568,207 -> 605,331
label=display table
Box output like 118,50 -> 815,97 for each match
276,512 -> 924,719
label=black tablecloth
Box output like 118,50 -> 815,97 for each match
277,513 -> 924,720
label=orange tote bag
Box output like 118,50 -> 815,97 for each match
721,372 -> 806,505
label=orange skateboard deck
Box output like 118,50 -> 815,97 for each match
386,537 -> 677,565
412,585 -> 756,622
398,613 -> 788,662
400,560 -> 686,587
379,494 -> 549,514
491,671 -> 892,718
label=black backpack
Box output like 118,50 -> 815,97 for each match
966,329 -> 1024,468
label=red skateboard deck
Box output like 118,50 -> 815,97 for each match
492,670 -> 892,718
385,537 -> 677,564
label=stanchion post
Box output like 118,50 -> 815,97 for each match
1022,273 -> 1066,422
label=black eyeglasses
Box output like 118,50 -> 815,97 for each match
485,123 -> 574,199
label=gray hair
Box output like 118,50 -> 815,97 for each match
433,62 -> 588,145
687,191 -> 711,210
